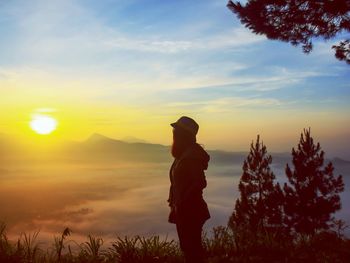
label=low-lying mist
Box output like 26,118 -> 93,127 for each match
1,135 -> 349,244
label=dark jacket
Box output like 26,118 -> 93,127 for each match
168,143 -> 210,224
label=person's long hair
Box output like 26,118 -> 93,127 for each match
171,126 -> 196,158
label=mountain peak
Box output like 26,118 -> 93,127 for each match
86,133 -> 111,142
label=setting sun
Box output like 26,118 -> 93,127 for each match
30,114 -> 58,135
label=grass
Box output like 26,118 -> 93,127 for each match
54,227 -> 71,262
0,223 -> 350,263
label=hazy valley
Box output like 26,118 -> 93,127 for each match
1,134 -> 349,244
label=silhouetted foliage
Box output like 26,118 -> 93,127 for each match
333,39 -> 350,63
227,0 -> 350,64
1,223 -> 349,263
229,135 -> 284,235
283,128 -> 344,236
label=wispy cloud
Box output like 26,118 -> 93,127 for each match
102,28 -> 265,54
0,0 -> 266,98
154,66 -> 327,93
3,0 -> 263,62
166,96 -> 282,113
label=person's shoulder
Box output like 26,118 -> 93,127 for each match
185,144 -> 209,159
181,144 -> 210,169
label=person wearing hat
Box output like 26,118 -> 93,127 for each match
168,116 -> 210,263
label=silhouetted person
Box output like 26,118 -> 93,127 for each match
168,116 -> 210,263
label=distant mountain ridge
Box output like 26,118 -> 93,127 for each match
0,133 -> 349,167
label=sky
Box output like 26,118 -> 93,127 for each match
1,0 -> 349,158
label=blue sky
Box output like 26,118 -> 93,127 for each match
0,0 -> 349,158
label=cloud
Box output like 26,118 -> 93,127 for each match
2,138 -> 350,244
165,96 -> 282,114
1,161 -> 242,242
102,27 -> 265,54
3,0 -> 263,62
0,0 -> 264,98
2,0 -> 338,101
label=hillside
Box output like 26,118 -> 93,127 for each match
0,133 -> 349,168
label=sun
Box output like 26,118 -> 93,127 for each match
30,115 -> 58,135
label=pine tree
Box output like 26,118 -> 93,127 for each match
283,129 -> 344,236
227,0 -> 350,64
229,135 -> 283,234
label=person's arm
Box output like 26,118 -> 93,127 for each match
167,160 -> 176,207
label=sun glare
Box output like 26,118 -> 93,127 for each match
30,115 -> 58,135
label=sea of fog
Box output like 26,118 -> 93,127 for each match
1,158 -> 349,246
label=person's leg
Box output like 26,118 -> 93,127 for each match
176,220 -> 205,263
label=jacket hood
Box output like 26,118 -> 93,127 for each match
181,143 -> 210,170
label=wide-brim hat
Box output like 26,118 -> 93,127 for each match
171,116 -> 199,136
